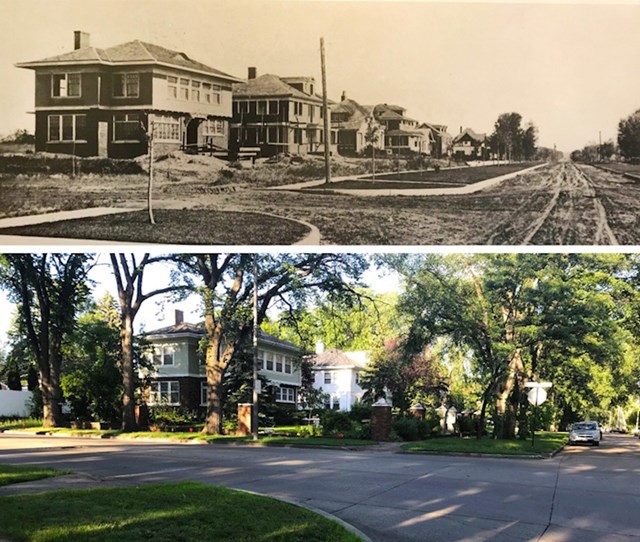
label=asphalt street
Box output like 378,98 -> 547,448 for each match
0,433 -> 639,542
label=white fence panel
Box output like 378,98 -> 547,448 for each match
0,390 -> 33,417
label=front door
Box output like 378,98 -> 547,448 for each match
98,121 -> 108,157
185,119 -> 199,149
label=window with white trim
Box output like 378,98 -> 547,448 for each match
152,344 -> 175,366
113,73 -> 139,98
113,113 -> 140,141
257,101 -> 266,115
211,84 -> 222,104
275,354 -> 283,373
284,357 -> 292,374
257,350 -> 264,370
47,114 -> 86,142
293,102 -> 303,116
203,120 -> 225,136
265,352 -> 274,371
51,73 -> 81,97
191,81 -> 200,102
332,395 -> 340,410
269,100 -> 279,115
153,115 -> 181,142
150,381 -> 180,405
324,371 -> 334,385
167,76 -> 177,99
275,387 -> 296,403
179,78 -> 189,100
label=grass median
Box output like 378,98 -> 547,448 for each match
402,432 -> 567,455
0,481 -> 362,542
0,464 -> 66,487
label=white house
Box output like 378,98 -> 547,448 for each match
308,341 -> 370,411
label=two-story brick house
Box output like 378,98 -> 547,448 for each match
230,68 -> 337,157
16,31 -> 240,158
144,311 -> 302,413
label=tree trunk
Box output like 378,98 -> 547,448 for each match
204,359 -> 224,435
120,313 -> 137,432
494,349 -> 525,439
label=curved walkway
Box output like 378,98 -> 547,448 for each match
270,163 -> 546,197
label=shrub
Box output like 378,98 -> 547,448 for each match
392,416 -> 429,441
149,406 -> 199,430
320,410 -> 354,435
348,401 -> 371,423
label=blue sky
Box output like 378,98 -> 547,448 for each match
2,0 -> 640,152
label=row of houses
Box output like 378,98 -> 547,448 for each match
17,31 -> 489,161
144,310 -> 368,414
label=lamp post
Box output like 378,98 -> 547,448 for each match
525,381 -> 552,447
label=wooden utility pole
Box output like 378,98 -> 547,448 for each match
252,256 -> 259,441
320,37 -> 331,185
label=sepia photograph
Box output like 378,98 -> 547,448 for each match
0,0 -> 639,245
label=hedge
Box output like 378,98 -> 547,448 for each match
0,155 -> 144,175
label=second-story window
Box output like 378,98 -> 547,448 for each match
113,73 -> 139,98
167,76 -> 177,99
269,101 -> 279,115
324,371 -> 334,384
257,101 -> 266,115
275,354 -> 283,373
52,73 -> 81,97
152,345 -> 175,366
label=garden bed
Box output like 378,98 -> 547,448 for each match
0,209 -> 311,244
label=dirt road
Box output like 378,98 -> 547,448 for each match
483,162 -> 620,245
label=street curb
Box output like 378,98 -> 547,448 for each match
399,443 -> 567,459
235,488 -> 373,542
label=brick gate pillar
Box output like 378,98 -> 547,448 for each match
236,403 -> 253,436
409,403 -> 426,420
371,398 -> 393,441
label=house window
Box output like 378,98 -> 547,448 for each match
47,114 -> 86,142
257,101 -> 266,115
324,371 -> 334,385
294,128 -> 303,145
179,78 -> 189,100
200,381 -> 208,406
332,395 -> 340,410
269,101 -> 278,115
113,113 -> 140,141
203,120 -> 225,137
275,387 -> 296,403
167,75 -> 178,99
308,104 -> 314,121
267,126 -> 279,143
152,345 -> 175,366
113,73 -> 139,97
211,84 -> 222,104
153,115 -> 180,142
265,352 -> 274,371
275,354 -> 283,373
284,357 -> 292,374
150,381 -> 180,406
239,102 -> 249,114
293,102 -> 303,116
257,350 -> 264,370
51,73 -> 81,97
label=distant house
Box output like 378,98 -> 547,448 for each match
420,122 -> 453,159
452,128 -> 489,160
330,92 -> 384,156
307,342 -> 369,411
230,68 -> 337,157
373,103 -> 428,155
16,31 -> 240,158
144,311 -> 302,413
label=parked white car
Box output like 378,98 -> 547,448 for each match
569,421 -> 601,446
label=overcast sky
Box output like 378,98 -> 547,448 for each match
2,0 -> 639,153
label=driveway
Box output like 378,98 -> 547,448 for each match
1,433 -> 639,541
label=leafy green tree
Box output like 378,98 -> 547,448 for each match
6,361 -> 22,390
618,109 -> 640,160
173,253 -> 368,435
61,293 -> 123,424
491,112 -> 524,161
522,123 -> 537,161
0,254 -> 93,427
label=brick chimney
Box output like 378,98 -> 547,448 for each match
74,31 -> 90,50
174,310 -> 184,325
341,91 -> 347,102
248,67 -> 257,80
315,340 -> 325,354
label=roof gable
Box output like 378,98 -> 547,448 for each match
309,348 -> 369,369
233,73 -> 322,102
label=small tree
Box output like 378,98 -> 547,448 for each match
364,116 -> 381,180
618,109 -> 640,161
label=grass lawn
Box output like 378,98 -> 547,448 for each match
261,436 -> 375,447
0,482 -> 361,542
305,163 -> 538,191
0,209 -> 310,245
402,432 -> 568,456
595,162 -> 640,175
0,464 -> 66,487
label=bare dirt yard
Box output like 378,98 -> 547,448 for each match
1,157 -> 638,245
